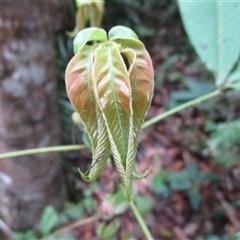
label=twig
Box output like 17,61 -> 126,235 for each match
40,214 -> 100,240
0,218 -> 19,240
0,90 -> 221,160
173,226 -> 189,240
143,89 -> 221,129
0,144 -> 87,160
214,191 -> 240,230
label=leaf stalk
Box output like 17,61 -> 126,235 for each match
0,89 -> 221,160
143,89 -> 221,129
0,145 -> 87,160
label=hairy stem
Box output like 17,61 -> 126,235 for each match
0,145 -> 87,160
129,200 -> 153,240
143,89 -> 221,129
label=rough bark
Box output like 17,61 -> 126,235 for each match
0,0 -> 68,230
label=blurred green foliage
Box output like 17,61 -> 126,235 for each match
232,231 -> 240,240
151,162 -> 216,211
14,183 -> 99,240
168,78 -> 215,108
206,119 -> 240,167
50,1 -> 240,238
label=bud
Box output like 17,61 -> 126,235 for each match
65,26 -> 154,201
67,0 -> 104,37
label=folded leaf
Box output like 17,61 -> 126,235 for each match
67,0 -> 104,37
93,42 -> 134,200
109,25 -> 139,41
115,39 -> 154,179
73,27 -> 107,54
65,26 -> 154,201
65,45 -> 110,181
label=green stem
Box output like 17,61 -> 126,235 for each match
0,89 -> 221,160
143,89 -> 221,129
129,200 -> 154,240
0,145 -> 87,160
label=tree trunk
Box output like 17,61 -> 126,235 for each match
0,1 -> 67,230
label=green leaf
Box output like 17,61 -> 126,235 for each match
73,27 -> 107,54
178,1 -> 240,87
66,26 -> 154,201
109,25 -> 139,41
64,202 -> 83,220
14,231 -> 37,240
188,186 -> 201,211
115,38 -> 154,179
104,191 -> 128,215
40,206 -> 58,236
93,42 -> 134,200
51,234 -> 76,240
68,1 -> 104,37
89,2 -> 104,29
186,162 -> 198,182
96,220 -> 120,239
232,231 -> 240,240
168,78 -> 214,108
206,235 -> 221,240
114,39 -> 154,137
135,195 -> 153,214
76,0 -> 104,8
82,131 -> 92,149
66,45 -> 110,182
224,56 -> 240,90
151,173 -> 170,198
170,181 -> 191,191
67,5 -> 89,37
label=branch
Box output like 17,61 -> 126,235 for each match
143,89 -> 221,129
0,218 -> 19,240
0,145 -> 88,160
0,89 -> 221,159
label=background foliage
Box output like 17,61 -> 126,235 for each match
3,0 -> 240,239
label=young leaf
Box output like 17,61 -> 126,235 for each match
89,1 -> 104,29
73,27 -> 107,54
109,25 -> 139,41
68,0 -> 104,37
93,42 -> 134,200
65,26 -> 154,201
65,45 -> 110,181
115,38 -> 154,179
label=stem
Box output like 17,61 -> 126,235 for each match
0,89 -> 221,160
0,218 -> 19,240
143,89 -> 221,129
40,214 -> 100,240
129,200 -> 154,240
0,145 -> 87,160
